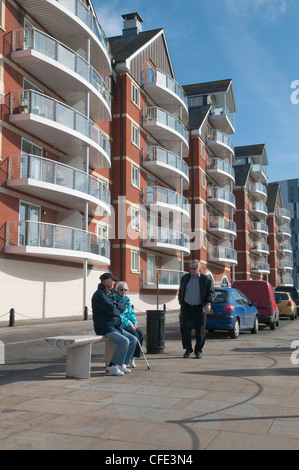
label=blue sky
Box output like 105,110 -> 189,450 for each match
93,0 -> 299,183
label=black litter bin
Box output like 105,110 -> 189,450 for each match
146,309 -> 165,354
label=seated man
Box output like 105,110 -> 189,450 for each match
92,273 -> 137,376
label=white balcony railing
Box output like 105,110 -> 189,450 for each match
12,28 -> 111,115
10,90 -> 111,166
143,227 -> 190,252
143,146 -> 189,179
8,154 -> 111,212
208,216 -> 237,236
209,246 -> 238,264
6,220 -> 110,262
142,269 -> 187,289
143,186 -> 190,218
210,105 -> 235,132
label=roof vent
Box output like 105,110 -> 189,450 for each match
122,12 -> 143,37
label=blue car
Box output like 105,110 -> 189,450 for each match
206,288 -> 259,338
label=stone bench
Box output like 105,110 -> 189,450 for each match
45,335 -> 116,379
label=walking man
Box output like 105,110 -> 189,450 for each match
92,273 -> 137,376
178,260 -> 214,359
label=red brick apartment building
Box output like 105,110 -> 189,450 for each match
0,2 -> 292,321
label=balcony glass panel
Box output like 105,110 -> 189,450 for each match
143,146 -> 189,179
144,107 -> 188,142
145,227 -> 190,250
208,129 -> 234,152
58,0 -> 111,60
207,158 -> 235,179
143,186 -> 189,216
6,221 -> 110,258
8,154 -> 111,206
209,216 -> 236,234
210,105 -> 235,130
143,269 -> 187,287
11,90 -> 111,161
209,247 -> 237,262
208,187 -> 236,206
12,28 -> 111,109
141,69 -> 188,107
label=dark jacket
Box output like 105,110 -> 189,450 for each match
92,283 -> 126,335
178,273 -> 215,307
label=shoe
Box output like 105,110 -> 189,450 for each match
183,349 -> 192,358
195,352 -> 202,359
119,364 -> 131,374
129,359 -> 136,368
106,364 -> 124,376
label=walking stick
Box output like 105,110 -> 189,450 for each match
138,340 -> 150,370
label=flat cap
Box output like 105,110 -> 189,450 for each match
100,272 -> 118,282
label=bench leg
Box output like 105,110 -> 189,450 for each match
104,339 -> 116,366
66,343 -> 92,379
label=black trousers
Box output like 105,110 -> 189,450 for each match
180,303 -> 206,353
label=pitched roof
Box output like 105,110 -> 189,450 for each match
187,105 -> 211,130
267,182 -> 281,212
233,163 -> 251,186
183,79 -> 233,96
109,29 -> 163,63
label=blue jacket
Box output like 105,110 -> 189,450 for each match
115,293 -> 138,329
92,284 -> 125,335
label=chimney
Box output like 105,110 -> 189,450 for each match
122,12 -> 143,37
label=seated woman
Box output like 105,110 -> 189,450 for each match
115,281 -> 145,368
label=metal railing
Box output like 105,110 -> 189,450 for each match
10,90 -> 111,161
141,68 -> 188,107
143,107 -> 188,142
6,220 -> 110,258
8,154 -> 111,206
12,28 -> 111,110
142,146 -> 189,180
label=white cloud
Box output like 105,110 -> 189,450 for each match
225,0 -> 293,21
95,4 -> 123,37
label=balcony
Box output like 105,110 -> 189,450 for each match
250,222 -> 269,237
249,202 -> 268,219
143,107 -> 189,157
207,187 -> 236,212
143,186 -> 190,220
207,158 -> 235,185
278,260 -> 293,271
7,154 -> 111,216
279,275 -> 294,286
208,246 -> 238,266
11,28 -> 111,123
207,129 -> 234,159
249,182 -> 267,201
142,227 -> 190,255
141,69 -> 188,125
15,0 -> 112,76
5,220 -> 110,265
250,242 -> 270,255
142,269 -> 187,290
251,263 -> 270,274
275,207 -> 291,224
278,243 -> 292,254
277,225 -> 292,239
208,216 -> 237,239
9,90 -> 111,169
210,105 -> 235,135
250,164 -> 267,182
142,147 -> 189,190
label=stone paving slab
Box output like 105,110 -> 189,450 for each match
0,316 -> 299,450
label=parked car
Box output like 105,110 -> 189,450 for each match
206,288 -> 259,339
275,285 -> 299,316
275,291 -> 297,320
232,280 -> 279,330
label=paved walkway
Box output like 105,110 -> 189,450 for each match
0,313 -> 299,450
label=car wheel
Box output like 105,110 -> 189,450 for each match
229,319 -> 240,339
291,314 -> 295,320
251,316 -> 258,334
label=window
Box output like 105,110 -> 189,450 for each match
132,250 -> 139,272
131,207 -> 140,230
98,225 -> 107,239
132,83 -> 140,107
0,0 -> 5,31
201,172 -> 206,189
132,165 -> 139,188
201,142 -> 205,159
132,123 -> 140,148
